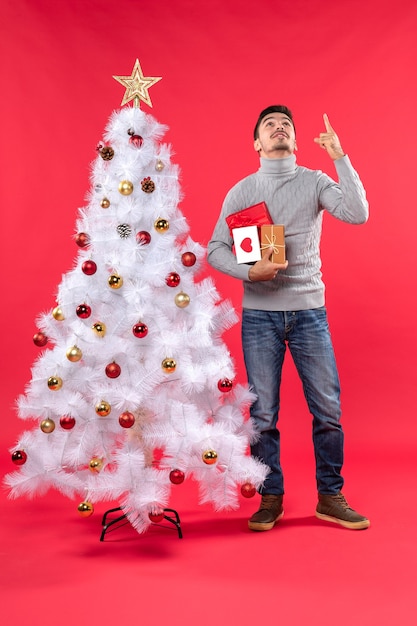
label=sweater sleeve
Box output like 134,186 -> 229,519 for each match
207,184 -> 254,281
319,155 -> 369,224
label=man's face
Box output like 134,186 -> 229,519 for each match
254,113 -> 296,159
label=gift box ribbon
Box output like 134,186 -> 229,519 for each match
261,232 -> 285,255
225,202 -> 272,235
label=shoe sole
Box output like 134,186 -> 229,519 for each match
315,511 -> 370,530
248,510 -> 284,532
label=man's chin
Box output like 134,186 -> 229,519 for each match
273,146 -> 291,155
272,141 -> 290,151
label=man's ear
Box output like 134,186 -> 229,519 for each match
254,139 -> 261,152
294,141 -> 298,151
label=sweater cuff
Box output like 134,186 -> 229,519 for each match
333,154 -> 352,173
235,264 -> 253,281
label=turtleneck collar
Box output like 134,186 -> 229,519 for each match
258,154 -> 297,175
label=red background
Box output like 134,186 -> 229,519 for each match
1,1 -> 416,624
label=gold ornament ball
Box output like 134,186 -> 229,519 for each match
40,418 -> 56,433
118,180 -> 134,196
66,345 -> 82,362
52,306 -> 65,321
47,376 -> 63,391
89,457 -> 104,473
100,197 -> 111,208
154,218 -> 169,232
155,159 -> 164,171
95,400 -> 111,416
175,292 -> 190,308
92,322 -> 106,337
162,357 -> 176,373
77,501 -> 94,517
202,449 -> 218,465
108,274 -> 123,289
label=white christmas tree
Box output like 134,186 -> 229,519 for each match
5,60 -> 268,535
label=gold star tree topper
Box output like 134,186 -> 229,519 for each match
113,59 -> 162,108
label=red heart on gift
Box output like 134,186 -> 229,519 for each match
240,237 -> 253,253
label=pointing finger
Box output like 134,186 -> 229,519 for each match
323,113 -> 333,132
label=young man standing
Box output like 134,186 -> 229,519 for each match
207,105 -> 370,531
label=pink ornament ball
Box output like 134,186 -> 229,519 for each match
129,134 -> 144,148
136,231 -> 151,245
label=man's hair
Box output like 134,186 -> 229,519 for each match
253,105 -> 295,140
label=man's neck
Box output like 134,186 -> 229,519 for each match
258,154 -> 297,174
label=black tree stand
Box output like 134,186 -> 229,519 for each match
100,506 -> 183,541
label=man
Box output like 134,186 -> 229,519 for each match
207,105 -> 370,531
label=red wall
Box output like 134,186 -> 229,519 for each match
1,0 -> 416,457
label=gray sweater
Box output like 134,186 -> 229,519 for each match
207,154 -> 369,311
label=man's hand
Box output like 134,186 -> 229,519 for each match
248,246 -> 288,282
314,113 -> 345,160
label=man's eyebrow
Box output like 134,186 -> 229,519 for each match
262,115 -> 292,125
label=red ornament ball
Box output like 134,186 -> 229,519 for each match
76,304 -> 91,319
218,378 -> 233,392
129,134 -> 144,148
119,411 -> 135,428
165,272 -> 181,287
75,232 -> 89,248
181,251 -> 197,267
169,469 -> 185,485
132,322 -> 148,338
60,415 -> 76,430
33,331 -> 48,347
12,450 -> 27,465
82,260 -> 97,275
136,230 -> 151,245
148,511 -> 165,523
241,483 -> 257,498
105,362 -> 121,378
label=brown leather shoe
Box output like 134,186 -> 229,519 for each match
316,492 -> 370,530
248,494 -> 284,531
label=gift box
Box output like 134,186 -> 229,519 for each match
226,201 -> 272,235
260,224 -> 286,263
232,225 -> 261,264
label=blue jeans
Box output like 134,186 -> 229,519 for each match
242,307 -> 344,496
